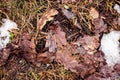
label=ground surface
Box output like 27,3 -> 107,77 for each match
0,0 -> 120,80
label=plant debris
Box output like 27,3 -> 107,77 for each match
0,0 -> 120,80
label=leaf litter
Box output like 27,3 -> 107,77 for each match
0,0 -> 120,80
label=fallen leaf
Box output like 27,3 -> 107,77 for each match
93,18 -> 107,34
89,7 -> 99,19
114,64 -> 120,74
37,9 -> 58,30
37,52 -> 55,64
55,45 -> 106,78
61,0 -> 76,3
45,24 -> 68,53
55,45 -> 80,72
75,35 -> 100,54
0,48 -> 10,66
53,25 -> 68,46
45,31 -> 57,53
0,43 -> 18,66
19,33 -> 36,63
61,9 -> 82,30
89,0 -> 93,3
85,74 -> 100,80
99,65 -> 118,79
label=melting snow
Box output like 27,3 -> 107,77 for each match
99,30 -> 120,68
114,4 -> 120,14
0,19 -> 18,49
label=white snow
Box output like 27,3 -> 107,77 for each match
114,4 -> 120,14
99,30 -> 120,68
0,19 -> 18,49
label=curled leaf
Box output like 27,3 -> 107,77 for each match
37,9 -> 58,30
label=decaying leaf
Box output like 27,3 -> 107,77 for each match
19,33 -> 36,63
75,35 -> 100,54
89,7 -> 99,19
61,8 -> 82,30
55,45 -> 80,72
45,24 -> 68,53
93,18 -> 107,34
0,48 -> 10,66
0,43 -> 18,66
45,31 -> 57,53
114,64 -> 120,74
37,9 -> 58,30
55,44 -> 107,78
37,52 -> 55,64
53,25 -> 68,46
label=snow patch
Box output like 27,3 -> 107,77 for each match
0,19 -> 18,49
114,4 -> 120,14
99,30 -> 120,68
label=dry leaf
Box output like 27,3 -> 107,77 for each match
89,7 -> 99,19
75,35 -> 100,54
37,52 -> 55,64
19,33 -> 36,63
93,18 -> 107,34
45,24 -> 67,53
55,45 -> 106,78
45,31 -> 57,53
0,48 -> 10,66
0,43 -> 18,66
37,9 -> 58,30
55,45 -> 80,72
53,25 -> 68,46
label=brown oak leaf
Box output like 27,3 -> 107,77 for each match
19,33 -> 36,63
